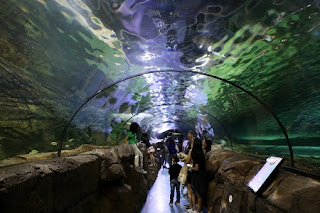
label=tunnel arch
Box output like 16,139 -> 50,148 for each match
120,103 -> 233,149
58,70 -> 294,167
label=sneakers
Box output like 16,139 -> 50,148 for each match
184,204 -> 190,209
175,201 -> 180,205
169,202 -> 173,207
135,167 -> 147,174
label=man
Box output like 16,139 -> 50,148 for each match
184,130 -> 195,154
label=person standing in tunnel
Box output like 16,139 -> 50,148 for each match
184,130 -> 195,154
169,155 -> 182,207
141,132 -> 156,167
187,138 -> 207,213
184,130 -> 195,211
161,133 -> 171,169
124,122 -> 147,174
167,136 -> 179,166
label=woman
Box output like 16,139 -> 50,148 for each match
202,139 -> 212,154
184,130 -> 195,211
124,122 -> 147,174
186,138 -> 206,213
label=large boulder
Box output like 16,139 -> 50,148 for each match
207,181 -> 224,213
206,149 -> 320,213
206,149 -> 237,180
219,155 -> 261,188
81,148 -> 126,183
263,174 -> 320,211
0,155 -> 101,213
290,186 -> 320,213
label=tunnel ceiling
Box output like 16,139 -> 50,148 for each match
1,0 -> 320,164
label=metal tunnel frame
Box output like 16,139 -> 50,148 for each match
120,103 -> 233,149
58,70 -> 294,167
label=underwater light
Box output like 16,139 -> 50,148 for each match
195,54 -> 210,67
141,52 -> 156,61
191,74 -> 205,81
172,132 -> 182,135
212,51 -> 225,58
144,66 -> 160,70
153,123 -> 177,134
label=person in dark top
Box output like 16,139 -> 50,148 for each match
184,130 -> 195,211
141,132 -> 156,166
188,138 -> 207,213
166,136 -> 179,166
202,139 -> 212,154
168,155 -> 182,207
160,139 -> 169,169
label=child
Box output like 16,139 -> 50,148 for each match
168,155 -> 182,207
124,122 -> 147,174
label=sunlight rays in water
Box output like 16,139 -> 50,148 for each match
53,0 -> 123,52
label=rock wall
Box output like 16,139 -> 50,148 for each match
206,149 -> 320,213
0,143 -> 158,213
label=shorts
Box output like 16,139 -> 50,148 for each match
147,146 -> 155,154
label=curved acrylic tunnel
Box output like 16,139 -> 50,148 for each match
1,0 -> 320,174
58,71 -> 293,162
120,103 -> 233,142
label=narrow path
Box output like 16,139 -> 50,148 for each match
141,163 -> 189,213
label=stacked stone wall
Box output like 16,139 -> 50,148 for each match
0,143 -> 158,213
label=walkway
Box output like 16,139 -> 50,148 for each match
141,163 -> 189,213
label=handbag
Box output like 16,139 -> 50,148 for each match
178,164 -> 188,185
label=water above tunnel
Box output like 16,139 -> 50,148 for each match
0,0 -> 320,173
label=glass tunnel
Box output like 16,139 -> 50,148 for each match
1,0 -> 320,174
